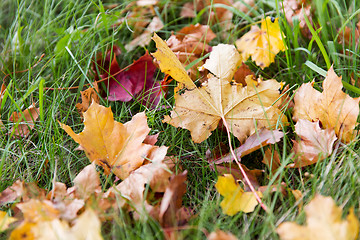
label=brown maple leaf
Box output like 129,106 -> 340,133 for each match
60,101 -> 159,180
9,103 -> 39,137
281,0 -> 313,39
289,119 -> 337,168
292,66 -> 360,143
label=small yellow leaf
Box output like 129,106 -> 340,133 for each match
236,17 -> 286,69
0,211 -> 16,232
277,194 -> 360,240
215,174 -> 261,215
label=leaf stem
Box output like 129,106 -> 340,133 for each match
220,116 -> 268,213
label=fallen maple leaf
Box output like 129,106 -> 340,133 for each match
106,146 -> 172,215
16,199 -> 60,222
236,17 -> 286,69
293,66 -> 360,143
9,103 -> 39,137
208,229 -> 238,240
277,194 -> 359,240
152,34 -> 287,143
75,82 -> 100,115
289,119 -> 337,168
215,174 -> 262,215
0,180 -> 46,205
105,51 -> 160,104
60,101 -> 159,180
73,163 -> 101,200
281,0 -> 313,39
20,208 -> 103,240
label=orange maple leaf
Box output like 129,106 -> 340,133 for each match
60,101 -> 160,180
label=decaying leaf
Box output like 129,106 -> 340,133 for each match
293,66 -> 360,143
281,0 -> 313,39
60,101 -> 160,180
152,33 -> 287,143
277,194 -> 359,240
158,171 -> 188,228
233,62 -> 255,86
289,119 -> 337,168
125,16 -> 164,51
262,148 -> 281,175
75,82 -> 100,115
208,229 -> 238,240
212,128 -> 284,164
9,103 -> 39,137
215,174 -> 262,215
236,17 -> 286,69
106,146 -> 172,215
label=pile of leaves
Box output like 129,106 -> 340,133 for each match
1,0 -> 360,239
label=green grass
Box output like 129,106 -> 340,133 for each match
1,0 -> 360,239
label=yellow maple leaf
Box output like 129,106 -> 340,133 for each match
277,194 -> 359,240
236,17 -> 286,69
60,101 -> 159,180
215,174 -> 262,215
292,66 -> 360,143
152,34 -> 287,143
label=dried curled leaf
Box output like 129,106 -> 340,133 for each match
289,119 -> 337,168
215,174 -> 262,215
277,194 -> 359,240
236,17 -> 286,69
75,82 -> 100,115
293,66 -> 360,143
60,101 -> 159,180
